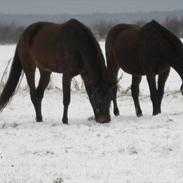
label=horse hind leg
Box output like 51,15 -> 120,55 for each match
146,74 -> 159,115
131,75 -> 142,117
112,85 -> 120,116
36,69 -> 51,121
24,66 -> 42,122
157,67 -> 170,113
62,74 -> 72,124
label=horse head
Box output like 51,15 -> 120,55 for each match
89,84 -> 113,123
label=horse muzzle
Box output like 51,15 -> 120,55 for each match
97,115 -> 111,123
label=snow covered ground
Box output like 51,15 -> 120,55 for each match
0,42 -> 183,183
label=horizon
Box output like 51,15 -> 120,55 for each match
0,0 -> 183,15
0,8 -> 183,16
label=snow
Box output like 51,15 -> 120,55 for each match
0,42 -> 183,183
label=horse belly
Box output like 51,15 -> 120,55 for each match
30,44 -> 65,73
30,38 -> 82,75
120,64 -> 145,76
33,56 -> 64,73
116,51 -> 145,75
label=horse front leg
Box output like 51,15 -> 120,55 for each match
157,67 -> 170,113
131,75 -> 142,117
62,74 -> 72,124
112,85 -> 119,116
25,67 -> 42,122
146,74 -> 159,115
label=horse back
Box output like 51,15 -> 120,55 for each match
106,24 -> 145,75
106,22 -> 173,75
17,20 -> 90,74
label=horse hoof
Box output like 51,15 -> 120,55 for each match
114,109 -> 120,116
137,113 -> 143,117
62,116 -> 69,124
153,111 -> 160,116
36,118 -> 43,122
62,121 -> 68,125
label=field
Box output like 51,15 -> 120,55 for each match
0,42 -> 183,183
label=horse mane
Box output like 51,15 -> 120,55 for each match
68,19 -> 108,85
71,19 -> 105,64
142,20 -> 183,56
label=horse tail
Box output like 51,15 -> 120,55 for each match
0,47 -> 23,111
105,30 -> 113,66
105,25 -> 122,65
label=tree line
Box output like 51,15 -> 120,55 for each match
0,22 -> 24,44
0,17 -> 183,43
91,17 -> 183,39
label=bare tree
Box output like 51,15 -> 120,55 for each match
90,20 -> 118,40
0,22 -> 25,44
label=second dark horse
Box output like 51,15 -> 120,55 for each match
106,20 -> 183,117
0,19 -> 112,124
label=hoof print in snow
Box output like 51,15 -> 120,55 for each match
166,118 -> 174,122
88,116 -> 95,121
10,123 -> 19,128
54,177 -> 64,183
128,146 -> 138,155
0,122 -> 19,129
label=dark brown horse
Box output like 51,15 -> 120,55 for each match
0,19 -> 112,124
106,20 -> 183,117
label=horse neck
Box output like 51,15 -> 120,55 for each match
83,64 -> 108,93
82,69 -> 108,98
90,66 -> 108,87
78,29 -> 108,85
82,48 -> 107,85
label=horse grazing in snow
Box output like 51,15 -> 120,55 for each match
0,19 -> 113,124
106,20 -> 183,117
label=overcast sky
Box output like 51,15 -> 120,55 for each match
1,0 -> 183,14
